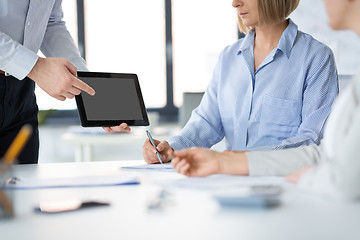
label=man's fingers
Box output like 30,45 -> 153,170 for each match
55,95 -> 66,101
68,86 -> 82,96
102,127 -> 111,133
72,77 -> 95,96
62,92 -> 75,99
64,59 -> 78,77
119,123 -> 129,129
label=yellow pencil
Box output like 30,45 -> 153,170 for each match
3,124 -> 33,167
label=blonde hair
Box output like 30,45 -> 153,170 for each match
238,0 -> 300,33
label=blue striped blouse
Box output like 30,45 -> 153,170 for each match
168,19 -> 339,151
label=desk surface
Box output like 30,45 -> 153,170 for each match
1,161 -> 360,240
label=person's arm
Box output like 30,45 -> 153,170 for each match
28,0 -> 94,101
0,31 -> 94,101
171,144 -> 323,177
40,0 -> 87,71
0,31 -> 39,80
170,148 -> 249,177
272,45 -> 339,150
167,51 -> 225,150
246,144 -> 323,176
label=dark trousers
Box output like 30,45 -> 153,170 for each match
0,74 -> 39,164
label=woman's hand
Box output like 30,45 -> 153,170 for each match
142,140 -> 173,164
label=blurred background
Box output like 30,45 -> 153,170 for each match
38,0 -> 358,163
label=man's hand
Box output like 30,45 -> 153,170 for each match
103,123 -> 131,133
28,57 -> 95,101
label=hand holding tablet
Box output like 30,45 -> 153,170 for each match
75,72 -> 149,127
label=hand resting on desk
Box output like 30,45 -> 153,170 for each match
169,148 -> 249,177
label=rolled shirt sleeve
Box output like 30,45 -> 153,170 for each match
0,31 -> 39,80
0,0 -> 87,80
168,51 -> 225,150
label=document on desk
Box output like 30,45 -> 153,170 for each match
4,172 -> 139,190
160,175 -> 285,190
121,162 -> 174,171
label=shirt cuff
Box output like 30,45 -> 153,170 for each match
2,44 -> 38,80
71,58 -> 88,72
168,137 -> 185,151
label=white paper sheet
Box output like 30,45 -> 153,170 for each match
121,162 -> 174,171
5,172 -> 139,189
160,175 -> 285,190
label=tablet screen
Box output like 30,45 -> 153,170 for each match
82,77 -> 143,120
76,72 -> 149,127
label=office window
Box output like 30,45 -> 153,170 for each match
84,0 -> 166,108
172,0 -> 238,107
36,1 -> 238,114
36,0 -> 78,110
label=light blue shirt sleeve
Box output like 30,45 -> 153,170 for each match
0,31 -> 39,80
0,0 -> 87,80
169,19 -> 338,152
40,0 -> 87,71
273,44 -> 338,150
169,52 -> 226,150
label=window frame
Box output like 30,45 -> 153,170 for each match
45,0 -> 177,124
44,0 -> 242,124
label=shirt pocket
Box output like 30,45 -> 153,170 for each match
258,95 -> 301,140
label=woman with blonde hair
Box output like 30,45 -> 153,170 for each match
171,0 -> 360,200
110,0 -> 338,176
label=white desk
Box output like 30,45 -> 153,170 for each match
1,161 -> 360,240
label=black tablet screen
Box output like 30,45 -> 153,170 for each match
80,77 -> 143,121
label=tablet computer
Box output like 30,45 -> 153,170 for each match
75,72 -> 149,127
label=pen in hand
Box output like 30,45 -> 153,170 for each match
146,130 -> 163,164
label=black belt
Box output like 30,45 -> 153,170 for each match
0,70 -> 11,76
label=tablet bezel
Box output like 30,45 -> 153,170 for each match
75,71 -> 149,127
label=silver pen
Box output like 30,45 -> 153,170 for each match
146,130 -> 163,164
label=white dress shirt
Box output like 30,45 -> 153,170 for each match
0,0 -> 87,80
247,75 -> 360,199
298,76 -> 360,200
